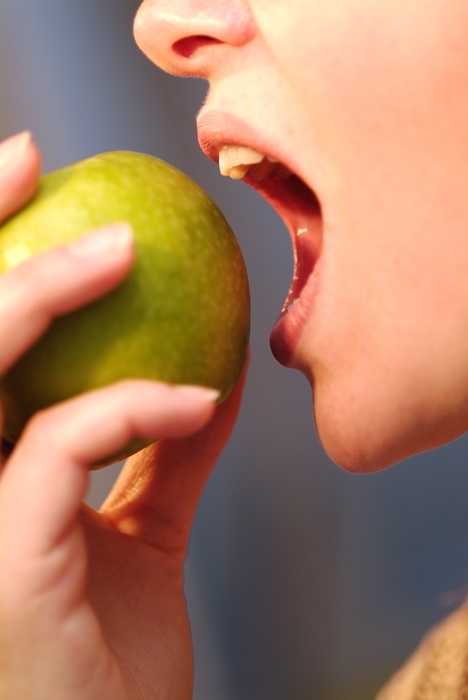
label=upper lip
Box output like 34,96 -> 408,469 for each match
197,110 -> 302,181
196,108 -> 322,254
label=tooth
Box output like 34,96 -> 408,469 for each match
226,164 -> 251,180
218,146 -> 292,182
219,146 -> 265,178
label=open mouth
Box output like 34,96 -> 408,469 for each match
218,145 -> 323,366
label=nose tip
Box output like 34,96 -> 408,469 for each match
134,0 -> 256,78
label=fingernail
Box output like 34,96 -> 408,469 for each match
173,385 -> 221,402
68,222 -> 133,257
0,131 -> 32,172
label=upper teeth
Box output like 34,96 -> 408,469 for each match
218,146 -> 290,181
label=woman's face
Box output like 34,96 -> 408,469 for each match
134,0 -> 468,472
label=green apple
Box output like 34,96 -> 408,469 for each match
0,151 -> 250,462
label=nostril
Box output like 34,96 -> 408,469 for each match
172,36 -> 222,59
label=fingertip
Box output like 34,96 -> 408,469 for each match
137,381 -> 219,439
67,222 -> 134,258
24,136 -> 42,184
0,131 -> 41,221
172,385 -> 221,403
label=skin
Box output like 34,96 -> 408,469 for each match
135,0 -> 468,472
0,132 -> 246,699
2,0 -> 468,697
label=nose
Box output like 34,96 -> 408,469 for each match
134,0 -> 256,78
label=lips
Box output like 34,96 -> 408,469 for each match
197,111 -> 323,366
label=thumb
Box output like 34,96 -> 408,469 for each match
100,358 -> 249,559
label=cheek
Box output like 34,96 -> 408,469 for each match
312,363 -> 468,475
297,217 -> 468,473
257,1 -> 468,114
258,2 -> 468,471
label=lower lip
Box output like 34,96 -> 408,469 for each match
270,259 -> 321,366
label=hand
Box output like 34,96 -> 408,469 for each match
0,133 -> 246,700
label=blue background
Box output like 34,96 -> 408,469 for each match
1,2 -> 468,698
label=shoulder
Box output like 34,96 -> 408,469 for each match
376,603 -> 468,699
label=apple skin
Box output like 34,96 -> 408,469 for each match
0,151 -> 250,461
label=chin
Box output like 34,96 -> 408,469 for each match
310,379 -> 467,474
313,410 -> 400,474
317,424 -> 408,474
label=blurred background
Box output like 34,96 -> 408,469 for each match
2,2 -> 468,698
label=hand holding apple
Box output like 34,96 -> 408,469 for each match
0,150 -> 250,459
0,133 -> 247,700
